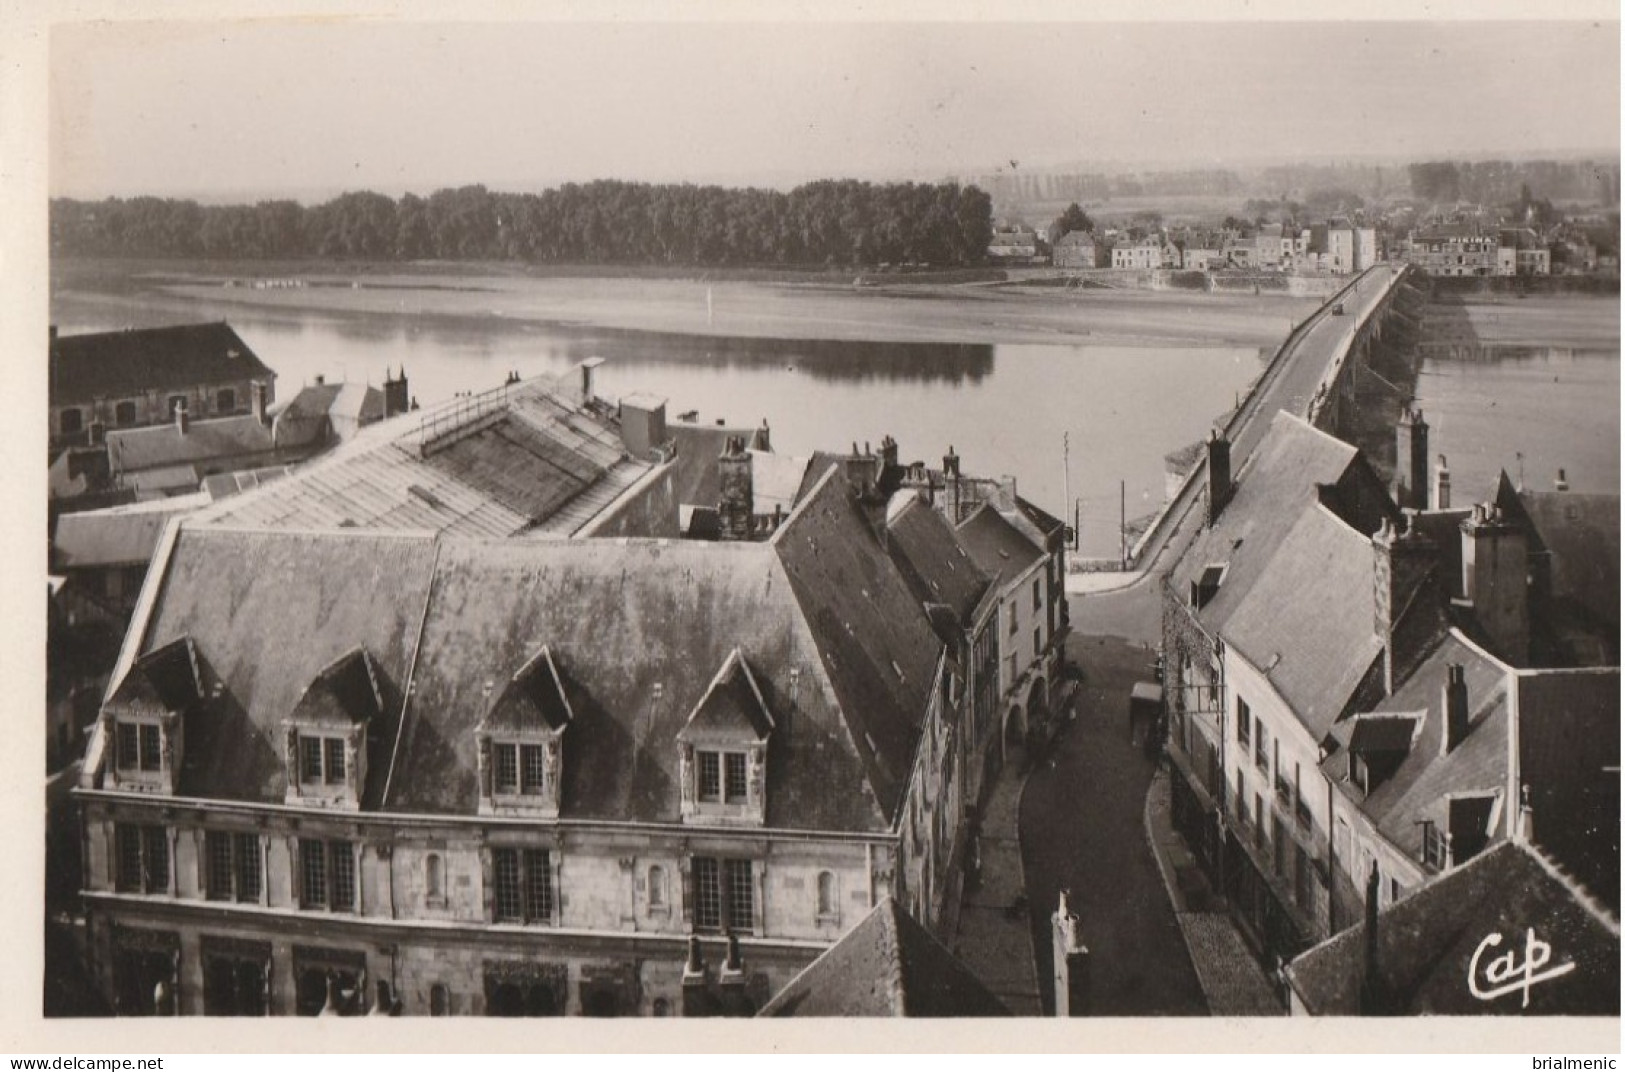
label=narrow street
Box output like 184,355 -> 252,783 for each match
1017,629 -> 1207,1016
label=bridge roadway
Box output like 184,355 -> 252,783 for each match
1068,262 -> 1405,596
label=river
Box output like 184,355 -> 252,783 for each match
50,275 -> 1619,558
51,285 -> 1272,558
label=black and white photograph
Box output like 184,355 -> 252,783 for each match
10,0 -> 1622,1053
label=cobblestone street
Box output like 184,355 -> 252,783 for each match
1017,633 -> 1208,1016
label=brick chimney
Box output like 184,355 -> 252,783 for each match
1439,663 -> 1469,755
1555,468 -> 1570,492
1459,503 -> 1529,664
383,366 -> 409,418
844,443 -> 880,501
1206,430 -> 1232,526
1394,407 -> 1429,510
1432,454 -> 1451,510
174,398 -> 189,436
717,436 -> 754,541
1373,513 -> 1441,695
879,434 -> 899,475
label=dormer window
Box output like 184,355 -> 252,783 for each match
678,648 -> 774,827
476,646 -> 572,818
282,648 -> 384,811
101,636 -> 202,796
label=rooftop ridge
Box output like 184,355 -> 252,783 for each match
1519,841 -> 1622,936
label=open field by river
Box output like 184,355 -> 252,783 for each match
52,258 -> 1320,350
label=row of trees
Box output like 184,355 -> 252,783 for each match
50,180 -> 996,269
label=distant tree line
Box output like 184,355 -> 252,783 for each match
50,180 -> 996,269
1408,160 -> 1620,207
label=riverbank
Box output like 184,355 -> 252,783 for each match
52,257 -> 1321,350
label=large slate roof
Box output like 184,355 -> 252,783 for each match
954,503 -> 1044,587
1171,412 -> 1393,639
884,493 -> 991,626
113,466 -> 943,832
1322,631 -> 1512,861
1285,841 -> 1619,1015
1222,504 -> 1383,738
757,897 -> 1008,1017
51,323 -> 275,406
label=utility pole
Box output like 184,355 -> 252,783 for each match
1119,479 -> 1127,569
1063,432 -> 1072,550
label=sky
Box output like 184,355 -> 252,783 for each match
46,16 -> 1624,201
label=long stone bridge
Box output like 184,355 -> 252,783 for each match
1068,262 -> 1420,592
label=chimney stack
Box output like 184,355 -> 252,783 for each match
619,393 -> 668,460
1206,430 -> 1232,526
1432,454 -> 1451,510
758,419 -> 771,453
1459,504 -> 1530,664
1359,863 -> 1387,1015
1555,468 -> 1569,492
251,381 -> 269,426
1440,663 -> 1469,755
942,445 -> 960,479
314,374 -> 325,387
174,399 -> 190,436
383,366 -> 409,418
1373,513 -> 1441,695
879,434 -> 899,474
681,935 -> 713,1018
717,436 -> 755,541
1394,407 -> 1429,510
580,357 -> 605,405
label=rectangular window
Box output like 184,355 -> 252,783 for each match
698,751 -> 722,803
330,841 -> 355,911
139,725 -> 161,771
1254,723 -> 1268,772
206,831 -> 235,902
116,724 -> 139,772
724,752 -> 748,804
1032,578 -> 1042,612
692,857 -> 756,933
523,849 -> 553,922
1236,698 -> 1251,748
493,848 -> 523,922
1235,772 -> 1249,828
1033,627 -> 1043,661
324,739 -> 346,785
493,743 -> 519,794
205,832 -> 263,904
115,824 -> 145,892
726,859 -> 754,931
300,737 -> 324,785
216,388 -> 236,413
1007,604 -> 1018,636
492,848 -> 553,924
693,857 -> 722,930
520,745 -> 545,795
115,824 -> 170,894
235,832 -> 262,902
299,838 -> 327,909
